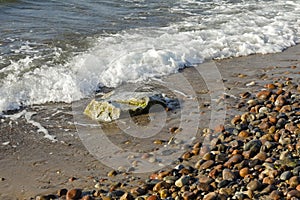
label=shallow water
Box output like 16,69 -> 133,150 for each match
0,0 -> 300,112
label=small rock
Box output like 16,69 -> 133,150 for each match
289,176 -> 300,188
66,189 -> 82,200
247,180 -> 262,191
280,171 -> 292,181
214,124 -> 225,132
287,190 -> 300,199
57,188 -> 68,197
256,90 -> 271,100
107,170 -> 118,177
239,167 -> 250,178
203,192 -> 217,200
175,175 -> 190,188
199,160 -> 215,170
269,190 -> 282,200
222,169 -> 236,181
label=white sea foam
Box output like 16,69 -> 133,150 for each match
0,0 -> 300,113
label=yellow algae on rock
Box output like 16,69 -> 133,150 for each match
83,99 -> 121,122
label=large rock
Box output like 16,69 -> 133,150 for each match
84,92 -> 175,122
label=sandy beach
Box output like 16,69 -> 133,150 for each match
0,44 -> 299,200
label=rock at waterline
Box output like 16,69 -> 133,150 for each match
84,93 -> 177,122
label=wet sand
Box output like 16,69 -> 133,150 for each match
0,44 -> 299,199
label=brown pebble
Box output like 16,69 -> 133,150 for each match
169,127 -> 180,134
239,167 -> 250,178
158,170 -> 171,179
240,92 -> 251,99
275,95 -> 286,107
222,169 -> 236,181
199,160 -> 215,170
181,151 -> 192,160
265,83 -> 276,89
231,115 -> 241,125
153,181 -> 171,192
263,177 -> 275,185
256,90 -> 271,100
269,190 -> 282,200
214,124 -> 225,132
66,189 -> 82,200
191,147 -> 200,155
247,180 -> 262,191
69,177 -> 77,182
146,195 -> 159,200
289,176 -> 300,188
287,190 -> 300,199
203,192 -> 217,200
238,130 -> 249,138
253,152 -> 267,161
224,154 -> 243,168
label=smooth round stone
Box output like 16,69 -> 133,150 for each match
263,177 -> 275,185
247,180 -> 262,191
199,160 -> 214,170
287,190 -> 300,199
222,169 -> 236,181
289,176 -> 300,188
175,176 -> 190,188
269,190 -> 282,200
239,167 -> 250,178
66,189 -> 82,200
280,171 -> 292,181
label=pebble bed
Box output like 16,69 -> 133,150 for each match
36,79 -> 300,200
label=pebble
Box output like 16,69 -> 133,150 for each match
239,167 -> 250,178
289,176 -> 300,188
203,192 -> 217,200
222,169 -> 236,181
280,171 -> 292,181
57,188 -> 68,197
269,190 -> 282,200
66,189 -> 82,200
175,176 -> 190,188
198,160 -> 214,170
247,180 -> 262,191
287,190 -> 300,199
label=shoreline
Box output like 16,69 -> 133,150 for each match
0,44 -> 299,199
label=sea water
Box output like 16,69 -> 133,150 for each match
0,0 -> 299,113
